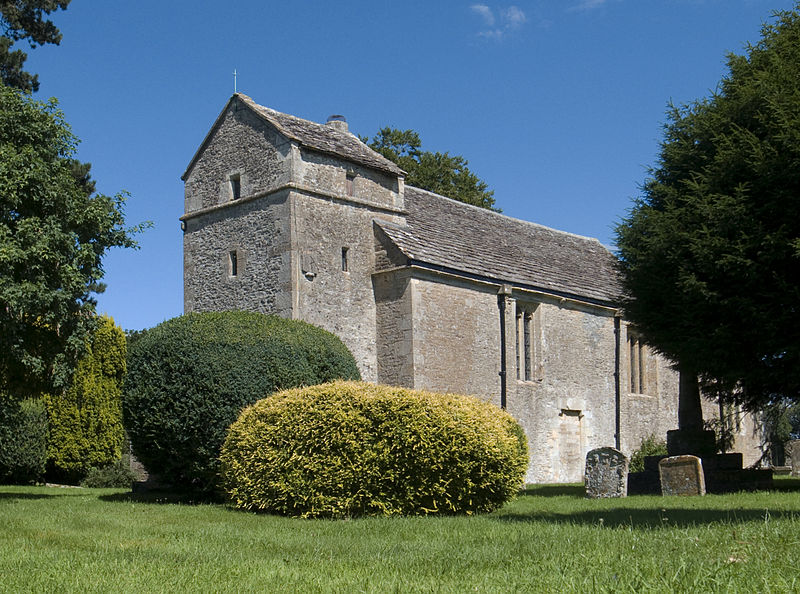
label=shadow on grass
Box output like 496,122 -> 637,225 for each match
495,505 -> 800,528
521,484 -> 584,498
519,477 -> 800,499
0,491 -> 69,501
771,477 -> 800,491
503,477 -> 800,527
98,489 -> 220,506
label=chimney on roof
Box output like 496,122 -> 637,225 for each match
326,114 -> 348,133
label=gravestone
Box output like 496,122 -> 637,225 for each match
584,447 -> 628,498
788,440 -> 800,477
659,455 -> 705,496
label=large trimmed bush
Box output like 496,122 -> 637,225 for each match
0,397 -> 48,484
45,315 -> 126,483
124,312 -> 360,491
220,381 -> 528,518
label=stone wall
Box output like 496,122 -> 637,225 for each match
297,150 -> 403,213
374,268 -> 415,386
410,274 -> 502,400
183,100 -> 291,213
386,272 -> 629,484
290,190 -> 402,382
182,96 -> 406,383
183,192 -> 292,317
618,322 -> 680,455
509,299 -> 617,483
287,138 -> 404,382
380,272 -> 744,484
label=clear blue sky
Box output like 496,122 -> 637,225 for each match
23,0 -> 797,332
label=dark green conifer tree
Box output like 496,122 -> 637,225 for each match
0,1 -> 70,92
616,4 -> 800,410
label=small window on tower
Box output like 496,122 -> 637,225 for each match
341,247 -> 349,272
229,250 -> 238,277
346,171 -> 355,197
230,174 -> 241,200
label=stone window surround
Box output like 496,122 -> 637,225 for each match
229,250 -> 238,277
224,170 -> 246,203
516,302 -> 543,382
627,327 -> 649,395
230,173 -> 241,200
225,245 -> 245,281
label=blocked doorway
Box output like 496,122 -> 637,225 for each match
559,409 -> 584,483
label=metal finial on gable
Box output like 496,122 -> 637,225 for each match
233,69 -> 238,94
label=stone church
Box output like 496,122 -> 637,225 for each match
181,94 -> 764,483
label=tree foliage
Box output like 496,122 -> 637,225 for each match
0,396 -> 48,484
628,434 -> 668,473
0,0 -> 70,92
45,315 -> 126,483
363,127 -> 498,211
615,5 -> 800,410
0,84 -> 140,397
759,398 -> 800,464
124,312 -> 361,493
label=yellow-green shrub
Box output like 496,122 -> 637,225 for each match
220,381 -> 528,518
45,316 -> 126,483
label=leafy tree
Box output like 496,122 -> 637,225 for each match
0,1 -> 70,92
0,396 -> 48,484
362,127 -> 498,211
0,84 -> 140,398
615,5 -> 800,411
45,315 -> 126,483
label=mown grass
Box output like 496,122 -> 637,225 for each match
1,480 -> 799,592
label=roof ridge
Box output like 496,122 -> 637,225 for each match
236,93 -> 341,137
404,185 -> 610,249
235,94 -> 404,176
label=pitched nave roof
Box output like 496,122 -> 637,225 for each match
377,187 -> 621,306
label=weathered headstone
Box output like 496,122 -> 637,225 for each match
659,455 -> 705,496
584,447 -> 628,498
788,440 -> 800,477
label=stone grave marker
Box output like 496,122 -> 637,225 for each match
786,439 -> 800,476
659,455 -> 705,496
789,440 -> 800,476
584,447 -> 628,498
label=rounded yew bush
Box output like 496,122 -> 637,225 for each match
219,381 -> 528,517
123,312 -> 360,492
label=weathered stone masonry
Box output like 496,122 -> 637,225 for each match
182,94 -> 765,483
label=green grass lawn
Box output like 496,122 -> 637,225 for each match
2,481 -> 799,593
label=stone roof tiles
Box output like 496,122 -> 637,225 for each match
377,187 -> 622,306
236,94 -> 405,176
